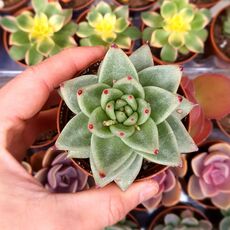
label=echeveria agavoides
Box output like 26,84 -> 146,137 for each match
56,45 -> 197,191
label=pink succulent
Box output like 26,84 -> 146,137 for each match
188,142 -> 230,210
142,157 -> 187,211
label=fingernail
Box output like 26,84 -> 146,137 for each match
139,180 -> 159,203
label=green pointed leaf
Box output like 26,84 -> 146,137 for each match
49,45 -> 61,56
89,35 -> 107,46
194,29 -> 208,42
116,111 -> 127,123
144,86 -> 180,124
67,150 -> 89,159
121,95 -> 137,111
98,47 -> 138,86
151,29 -> 169,48
185,33 -> 204,53
137,121 -> 180,166
62,9 -> 73,24
136,98 -> 151,125
139,65 -> 181,93
95,1 -> 112,15
53,34 -> 76,48
0,16 -> 19,33
77,83 -> 109,117
123,26 -> 141,40
129,45 -> 154,73
37,37 -> 55,57
60,75 -> 98,114
160,44 -> 178,62
88,107 -> 114,138
172,96 -> 194,120
181,217 -> 199,226
56,22 -> 77,37
79,38 -> 91,46
110,124 -> 135,138
76,22 -> 94,38
16,13 -> 34,32
32,0 -> 47,12
25,45 -> 43,66
115,18 -> 129,33
122,118 -> 159,154
173,0 -> 189,10
44,2 -> 62,18
141,12 -> 163,28
142,27 -> 154,42
113,77 -> 145,99
91,135 -> 133,175
115,153 -> 143,191
167,115 -> 198,153
191,12 -> 209,31
90,148 -> 137,188
114,5 -> 129,19
86,11 -> 103,28
10,31 -> 29,46
114,34 -> 131,49
123,112 -> 138,126
165,214 -> 180,226
115,99 -> 127,109
180,8 -> 195,23
161,1 -> 178,19
168,32 -> 185,48
105,101 -> 116,120
179,46 -> 190,55
101,88 -> 123,110
9,45 -> 29,61
56,113 -> 91,152
49,15 -> 65,32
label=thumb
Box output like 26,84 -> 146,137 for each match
54,180 -> 158,229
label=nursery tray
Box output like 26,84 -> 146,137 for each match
0,0 -> 230,229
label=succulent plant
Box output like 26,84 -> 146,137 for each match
223,8 -> 230,37
105,218 -> 138,230
76,1 -> 141,49
0,0 -> 77,65
188,142 -> 230,210
35,148 -> 88,193
142,157 -> 187,211
154,209 -> 213,230
56,45 -> 197,191
141,0 -> 210,62
220,216 -> 230,230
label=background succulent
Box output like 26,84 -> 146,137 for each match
105,217 -> 138,230
223,8 -> 230,37
154,209 -> 213,230
35,147 -> 88,193
188,142 -> 230,210
76,1 -> 141,49
56,45 -> 197,191
141,0 -> 210,62
142,157 -> 187,211
0,0 -> 77,65
219,209 -> 230,230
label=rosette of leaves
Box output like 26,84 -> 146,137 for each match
220,209 -> 230,230
141,0 -> 210,62
56,45 -> 197,191
142,157 -> 187,211
35,148 -> 88,193
154,209 -> 213,230
105,218 -> 138,230
188,142 -> 230,210
76,1 -> 140,49
0,0 -> 77,65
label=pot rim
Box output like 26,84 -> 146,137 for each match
193,0 -> 220,9
210,4 -> 230,63
0,0 -> 29,13
216,117 -> 230,139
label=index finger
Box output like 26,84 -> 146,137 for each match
0,46 -> 106,121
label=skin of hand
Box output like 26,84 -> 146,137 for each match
0,46 -> 159,230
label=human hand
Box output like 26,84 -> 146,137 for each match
0,47 -> 159,230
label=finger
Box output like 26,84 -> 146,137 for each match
0,46 -> 106,121
54,180 -> 159,229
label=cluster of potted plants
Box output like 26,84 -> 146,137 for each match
0,0 -> 230,229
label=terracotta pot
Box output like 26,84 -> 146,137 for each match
141,20 -> 198,65
48,0 -> 94,11
216,114 -> 230,139
190,0 -> 220,8
148,205 -> 209,230
57,60 -> 192,183
112,0 -> 156,12
210,4 -> 230,63
0,0 -> 29,13
76,9 -> 135,55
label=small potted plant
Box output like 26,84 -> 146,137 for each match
0,0 -> 29,13
112,0 -> 156,12
141,0 -> 211,64
188,142 -> 230,210
0,0 -> 77,66
76,1 -> 141,53
210,4 -> 230,63
35,147 -> 89,193
149,206 -> 213,230
190,0 -> 220,9
217,114 -> 230,139
56,44 -> 197,191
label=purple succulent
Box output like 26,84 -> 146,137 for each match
35,148 -> 88,193
188,142 -> 230,210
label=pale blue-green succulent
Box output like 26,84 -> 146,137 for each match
56,45 -> 197,191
